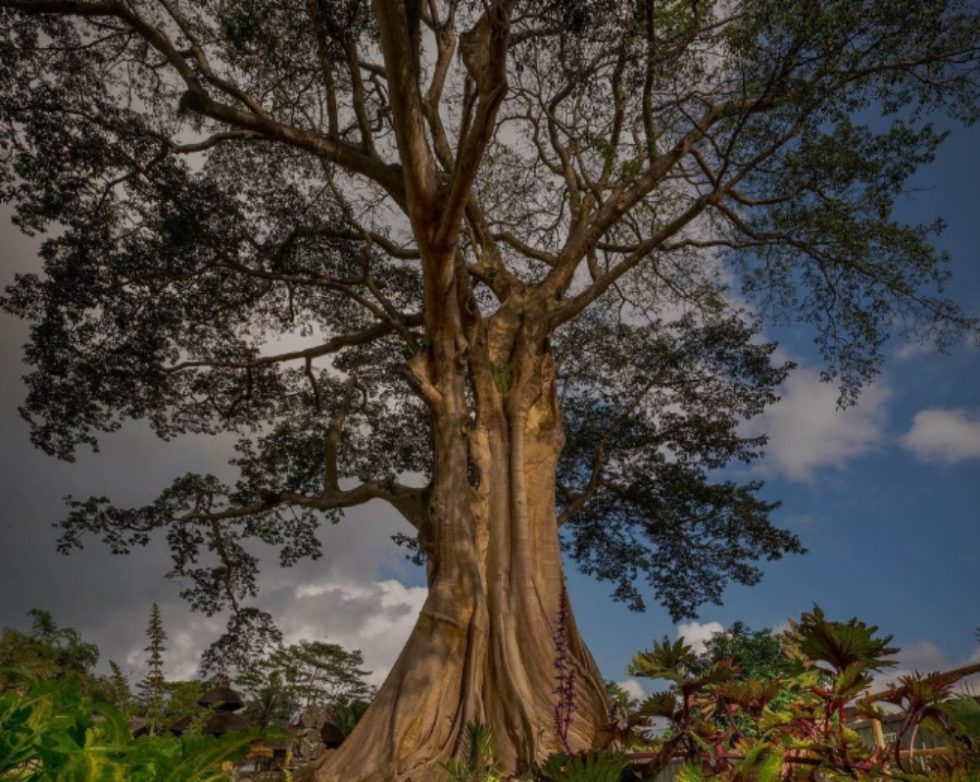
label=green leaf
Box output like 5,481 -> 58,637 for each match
675,762 -> 704,782
628,636 -> 698,680
939,696 -> 980,739
832,661 -> 873,699
735,743 -> 783,782
639,691 -> 677,718
784,605 -> 898,674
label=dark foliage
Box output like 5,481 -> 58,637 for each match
0,0 -> 977,656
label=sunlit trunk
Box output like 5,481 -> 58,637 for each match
311,326 -> 610,782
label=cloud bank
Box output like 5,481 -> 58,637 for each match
900,408 -> 980,463
747,368 -> 891,482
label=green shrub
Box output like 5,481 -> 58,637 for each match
536,750 -> 633,782
443,723 -> 504,782
0,672 -> 257,781
619,606 -> 980,781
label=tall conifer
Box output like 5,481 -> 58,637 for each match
108,660 -> 131,713
137,603 -> 167,732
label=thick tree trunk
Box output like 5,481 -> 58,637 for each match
311,333 -> 610,782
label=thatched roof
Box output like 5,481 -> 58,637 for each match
129,716 -> 152,738
167,715 -> 193,735
201,711 -> 249,735
197,685 -> 245,712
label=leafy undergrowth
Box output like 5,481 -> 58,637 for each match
450,607 -> 980,782
4,606 -> 978,782
610,606 -> 980,782
0,671 -> 257,781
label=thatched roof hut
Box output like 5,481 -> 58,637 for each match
197,685 -> 245,712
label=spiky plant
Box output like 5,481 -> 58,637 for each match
784,605 -> 899,677
443,723 -> 503,782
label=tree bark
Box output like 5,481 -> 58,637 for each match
310,322 -> 610,781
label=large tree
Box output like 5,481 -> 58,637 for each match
1,1 -> 977,779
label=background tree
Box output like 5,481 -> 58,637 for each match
0,609 -> 109,699
1,1 -> 978,779
692,621 -> 792,680
137,602 -> 167,733
236,640 -> 372,728
158,679 -> 208,730
239,670 -> 298,731
108,660 -> 133,715
253,641 -> 371,711
0,608 -> 99,679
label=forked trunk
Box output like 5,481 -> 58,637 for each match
311,329 -> 610,781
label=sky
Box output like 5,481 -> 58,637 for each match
0,117 -> 978,700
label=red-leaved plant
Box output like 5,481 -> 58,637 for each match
598,606 -> 980,782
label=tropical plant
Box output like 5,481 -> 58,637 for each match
443,723 -> 504,782
623,607 -> 980,781
0,672 -> 256,782
784,605 -> 899,679
605,682 -> 640,715
535,750 -> 632,782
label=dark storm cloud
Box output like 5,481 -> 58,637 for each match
0,204 -> 421,679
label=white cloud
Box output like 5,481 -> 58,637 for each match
116,576 -> 427,687
102,497 -> 425,686
747,368 -> 890,482
676,620 -> 725,655
616,678 -> 648,702
898,640 -> 949,671
900,408 -> 980,464
281,576 -> 427,686
894,340 -> 933,361
869,640 -> 980,696
770,619 -> 793,637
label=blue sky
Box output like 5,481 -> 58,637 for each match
559,119 -> 980,693
0,112 -> 977,693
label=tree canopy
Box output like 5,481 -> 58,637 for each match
695,621 -> 790,680
3,0 -> 974,649
0,609 -> 100,686
0,609 -> 127,708
236,640 -> 373,728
